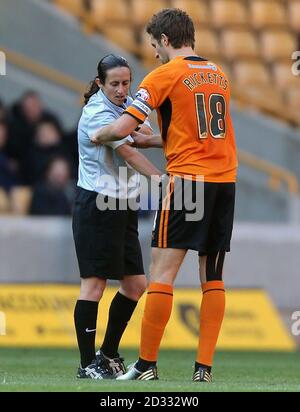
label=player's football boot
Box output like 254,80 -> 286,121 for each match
116,361 -> 159,381
192,366 -> 212,383
77,360 -> 112,379
96,350 -> 126,378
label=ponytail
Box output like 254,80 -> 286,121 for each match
84,78 -> 100,105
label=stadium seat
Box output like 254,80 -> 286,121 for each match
90,0 -> 131,30
210,0 -> 248,28
272,61 -> 300,89
210,60 -> 231,77
232,61 -> 271,86
260,30 -> 297,62
220,30 -> 259,60
170,0 -> 210,26
242,85 -> 284,110
130,0 -> 169,27
0,188 -> 10,214
10,186 -> 32,215
54,0 -> 86,18
287,0 -> 300,32
285,87 -> 300,112
250,0 -> 288,29
141,57 -> 160,70
102,25 -> 139,54
194,29 -> 220,60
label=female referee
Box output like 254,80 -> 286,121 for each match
72,54 -> 161,379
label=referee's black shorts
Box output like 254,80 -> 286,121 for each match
72,187 -> 144,280
151,176 -> 235,256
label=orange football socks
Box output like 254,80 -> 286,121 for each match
139,282 -> 173,361
197,280 -> 225,366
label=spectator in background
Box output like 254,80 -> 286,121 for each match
0,120 -> 20,191
7,91 -> 62,166
30,156 -> 73,216
62,128 -> 79,180
0,99 -> 7,121
24,120 -> 67,184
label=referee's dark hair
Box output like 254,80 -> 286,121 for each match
84,54 -> 132,105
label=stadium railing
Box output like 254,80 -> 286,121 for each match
0,46 -> 85,95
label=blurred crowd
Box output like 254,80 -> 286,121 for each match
0,91 -> 78,216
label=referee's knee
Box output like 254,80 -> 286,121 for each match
79,277 -> 106,302
120,275 -> 147,301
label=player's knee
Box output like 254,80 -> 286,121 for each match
150,270 -> 176,285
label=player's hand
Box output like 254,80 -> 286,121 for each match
131,131 -> 150,148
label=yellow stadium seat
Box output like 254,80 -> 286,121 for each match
285,87 -> 300,111
0,188 -> 10,214
131,0 -> 169,27
170,0 -> 210,26
10,186 -> 32,215
210,60 -> 231,77
250,0 -> 288,29
210,0 -> 248,28
102,25 -> 139,54
54,0 -> 85,18
91,0 -> 131,30
243,85 -> 284,109
142,56 -> 161,70
287,0 -> 300,32
221,30 -> 259,61
272,61 -> 300,89
260,30 -> 297,62
194,29 -> 220,60
233,61 -> 271,86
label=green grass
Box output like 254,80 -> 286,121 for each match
0,348 -> 299,392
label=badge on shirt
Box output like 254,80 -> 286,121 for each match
136,88 -> 150,102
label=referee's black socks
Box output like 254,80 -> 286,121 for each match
74,300 -> 99,368
100,291 -> 137,359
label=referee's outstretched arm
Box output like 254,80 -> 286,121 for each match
116,143 -> 162,179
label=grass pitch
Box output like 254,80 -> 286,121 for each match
0,348 -> 299,392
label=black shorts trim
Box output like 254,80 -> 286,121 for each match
151,178 -> 235,255
72,187 -> 144,280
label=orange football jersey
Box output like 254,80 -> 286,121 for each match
125,56 -> 237,182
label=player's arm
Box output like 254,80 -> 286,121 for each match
91,113 -> 138,144
116,143 -> 162,179
131,131 -> 163,148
